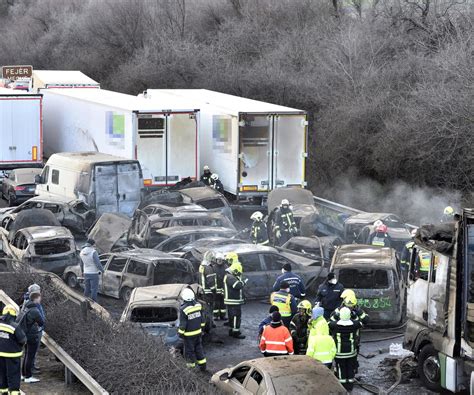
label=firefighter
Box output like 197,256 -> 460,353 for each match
415,247 -> 432,280
315,272 -> 344,320
272,263 -> 306,299
210,173 -> 224,194
200,165 -> 212,185
178,288 -> 207,371
290,300 -> 312,355
441,206 -> 455,222
369,223 -> 391,247
198,251 -> 216,322
0,305 -> 26,395
213,255 -> 227,320
250,211 -> 269,245
270,281 -> 297,328
224,253 -> 247,339
330,289 -> 369,326
306,306 -> 336,368
400,229 -> 417,281
273,199 -> 298,246
259,311 -> 294,357
329,307 -> 362,391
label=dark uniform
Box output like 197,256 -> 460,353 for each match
224,272 -> 246,338
251,221 -> 269,245
369,232 -> 391,247
274,207 -> 297,246
198,262 -> 216,320
178,300 -> 206,370
213,262 -> 227,320
315,281 -> 345,320
270,290 -> 297,328
329,318 -> 362,391
290,313 -> 310,355
400,241 -> 414,281
272,271 -> 306,299
211,179 -> 224,194
200,170 -> 212,186
0,312 -> 26,395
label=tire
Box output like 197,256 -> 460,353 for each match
418,344 -> 442,392
120,287 -> 132,303
66,273 -> 78,289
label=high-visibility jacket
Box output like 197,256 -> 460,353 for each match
329,319 -> 363,359
274,208 -> 297,235
198,263 -> 216,294
178,301 -> 206,337
259,322 -> 294,355
251,221 -> 269,245
417,250 -> 432,272
224,273 -> 245,305
0,315 -> 26,358
306,318 -> 336,364
270,290 -> 296,318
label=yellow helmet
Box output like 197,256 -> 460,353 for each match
2,305 -> 17,317
225,252 -> 239,264
341,289 -> 357,307
230,262 -> 243,274
444,206 -> 454,216
297,300 -> 312,315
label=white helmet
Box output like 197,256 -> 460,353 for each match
251,211 -> 264,221
203,165 -> 210,171
181,288 -> 195,302
211,173 -> 219,181
281,199 -> 290,206
373,220 -> 383,228
410,228 -> 417,238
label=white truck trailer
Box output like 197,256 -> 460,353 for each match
42,88 -> 199,187
0,88 -> 43,169
142,89 -> 308,200
32,70 -> 100,92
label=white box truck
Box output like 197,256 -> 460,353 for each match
42,88 -> 199,187
0,88 -> 43,169
32,70 -> 100,92
141,89 -> 308,200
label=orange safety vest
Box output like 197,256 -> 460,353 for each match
259,324 -> 294,355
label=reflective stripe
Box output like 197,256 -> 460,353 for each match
285,337 -> 292,342
263,349 -> 289,354
186,362 -> 196,368
265,341 -> 286,345
0,351 -> 23,358
182,329 -> 202,337
183,305 -> 202,314
0,324 -> 15,334
197,358 -> 207,365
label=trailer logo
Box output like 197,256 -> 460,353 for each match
1,65 -> 33,80
106,111 -> 125,149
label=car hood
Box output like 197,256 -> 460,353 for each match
87,213 -> 132,254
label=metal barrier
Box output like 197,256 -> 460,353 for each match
0,290 -> 109,395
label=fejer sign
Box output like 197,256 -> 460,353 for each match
2,65 -> 33,80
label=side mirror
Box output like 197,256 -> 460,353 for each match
34,174 -> 42,184
219,372 -> 229,381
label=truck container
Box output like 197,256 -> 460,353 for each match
0,88 -> 43,169
35,152 -> 143,217
32,70 -> 100,92
141,89 -> 308,200
42,88 -> 199,187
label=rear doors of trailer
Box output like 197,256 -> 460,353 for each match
0,93 -> 42,167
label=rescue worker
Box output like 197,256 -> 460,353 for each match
290,300 -> 312,354
212,256 -> 227,320
198,251 -> 216,322
315,272 -> 344,320
224,253 -> 247,339
270,281 -> 297,328
210,173 -> 224,194
306,306 -> 336,368
441,206 -> 455,222
272,263 -> 306,299
330,289 -> 369,326
400,229 -> 417,281
200,165 -> 212,185
0,305 -> 26,395
273,199 -> 298,246
369,223 -> 391,247
259,311 -> 294,357
250,211 -> 269,245
415,247 -> 432,280
329,307 -> 362,391
178,288 -> 207,371
258,305 -> 279,338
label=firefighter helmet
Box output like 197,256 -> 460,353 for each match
250,211 -> 264,221
297,300 -> 312,315
230,262 -> 243,274
2,305 -> 17,317
203,165 -> 210,171
181,288 -> 195,302
211,173 -> 219,181
444,206 -> 454,216
225,252 -> 239,264
341,289 -> 357,307
410,228 -> 417,238
373,220 -> 383,228
340,307 -> 352,321
281,199 -> 290,207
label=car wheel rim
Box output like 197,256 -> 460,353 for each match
68,275 -> 77,287
423,355 -> 440,383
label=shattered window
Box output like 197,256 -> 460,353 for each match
34,239 -> 71,255
127,260 -> 148,276
338,268 -> 390,289
108,257 -> 128,272
198,198 -> 225,209
130,307 -> 178,323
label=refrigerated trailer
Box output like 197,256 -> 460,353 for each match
142,89 -> 308,200
32,70 -> 100,92
42,88 -> 199,187
0,89 -> 43,169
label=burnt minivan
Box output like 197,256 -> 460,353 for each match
330,244 -> 406,326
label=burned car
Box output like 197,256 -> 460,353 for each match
63,249 -> 195,302
211,355 -> 346,395
0,196 -> 95,234
2,225 -> 78,275
119,283 -> 212,347
86,212 -> 132,254
182,243 -> 325,298
141,203 -> 206,217
343,212 -> 412,253
330,244 -> 406,326
173,236 -> 248,255
282,235 -> 343,263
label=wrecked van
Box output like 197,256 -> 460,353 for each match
120,283 -> 211,347
330,244 -> 406,326
63,249 -> 195,301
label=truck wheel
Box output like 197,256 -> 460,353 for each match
120,287 -> 132,303
418,344 -> 442,392
66,273 -> 78,288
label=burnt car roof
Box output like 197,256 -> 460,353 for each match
113,248 -> 186,261
129,283 -> 199,304
179,186 -> 224,201
345,213 -> 398,224
332,244 -> 395,268
155,226 -> 237,236
20,226 -> 73,241
27,195 -> 86,205
204,243 -> 277,255
144,203 -> 205,211
148,211 -> 225,222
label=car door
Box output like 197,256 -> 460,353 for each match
245,368 -> 268,394
158,234 -> 193,252
128,210 -> 150,247
101,255 -> 128,298
124,259 -> 151,289
260,253 -> 296,292
238,253 -> 267,299
217,365 -> 253,394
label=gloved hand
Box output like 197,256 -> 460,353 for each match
275,229 -> 281,239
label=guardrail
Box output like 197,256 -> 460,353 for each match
0,290 -> 109,395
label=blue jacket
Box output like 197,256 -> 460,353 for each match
22,292 -> 45,332
258,315 -> 272,335
272,272 -> 306,298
